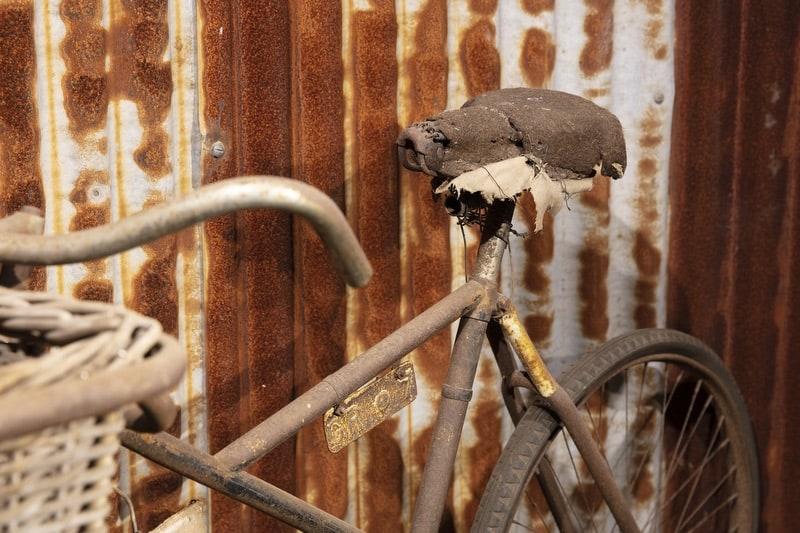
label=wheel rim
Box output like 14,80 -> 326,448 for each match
507,355 -> 752,533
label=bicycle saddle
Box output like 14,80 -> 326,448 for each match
397,88 -> 626,230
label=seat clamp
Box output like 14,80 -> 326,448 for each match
441,384 -> 473,403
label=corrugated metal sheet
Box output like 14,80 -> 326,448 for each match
669,2 -> 800,532
1,0 -> 794,532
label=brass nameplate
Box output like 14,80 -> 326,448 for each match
324,361 -> 417,453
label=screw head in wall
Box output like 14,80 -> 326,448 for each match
210,140 -> 225,159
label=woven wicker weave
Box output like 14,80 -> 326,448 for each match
0,288 -> 170,532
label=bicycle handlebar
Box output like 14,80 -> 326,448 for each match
0,176 -> 372,288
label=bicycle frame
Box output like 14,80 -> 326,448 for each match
121,197 -> 640,533
121,200 -> 514,533
0,177 -> 639,532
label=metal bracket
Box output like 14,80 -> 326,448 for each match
323,360 -> 417,453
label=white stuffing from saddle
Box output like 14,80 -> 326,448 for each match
435,155 -> 596,232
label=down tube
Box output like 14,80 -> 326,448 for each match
411,201 -> 514,532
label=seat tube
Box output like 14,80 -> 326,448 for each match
411,201 -> 515,532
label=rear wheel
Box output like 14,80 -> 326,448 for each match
473,329 -> 759,532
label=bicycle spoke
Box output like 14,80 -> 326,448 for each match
676,467 -> 736,530
546,452 -> 587,532
684,492 -> 737,533
666,379 -> 704,477
624,367 -> 630,486
585,399 -> 603,446
652,364 -> 673,532
639,417 -> 728,532
666,385 -> 712,482
512,518 -> 539,532
524,485 -> 553,533
609,404 -> 656,475
672,400 -> 721,527
562,431 -> 600,533
656,437 -> 729,522
609,366 -> 681,477
666,394 -> 714,481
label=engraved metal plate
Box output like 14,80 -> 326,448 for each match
324,361 -> 417,453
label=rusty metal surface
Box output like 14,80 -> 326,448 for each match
8,0 -> 797,531
496,296 -> 556,397
324,362 -> 418,454
669,2 -> 800,532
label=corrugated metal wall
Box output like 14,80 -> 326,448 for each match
669,2 -> 800,532
0,0 -> 794,532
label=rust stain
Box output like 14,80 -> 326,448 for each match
634,0 -> 667,60
105,2 -> 181,528
352,1 -> 401,351
68,170 -> 113,303
0,3 -> 44,219
402,0 -> 451,518
462,359 -> 503,526
60,0 -> 108,137
362,419 -> 403,531
459,19 -> 501,97
520,28 -> 555,88
636,0 -> 663,16
348,0 -> 404,528
585,87 -> 609,99
61,1 -> 113,306
522,196 -> 554,345
579,173 -> 610,341
291,0 -> 348,524
579,0 -> 614,77
645,18 -> 667,60
200,0 -> 295,530
108,0 -> 172,180
199,0 -> 249,529
0,3 -> 44,291
634,108 -> 662,328
468,0 -> 498,15
129,200 -> 178,334
578,239 -> 610,340
522,0 -> 554,16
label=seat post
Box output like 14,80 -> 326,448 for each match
469,199 -> 516,286
411,199 -> 514,532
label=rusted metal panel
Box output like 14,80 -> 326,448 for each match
669,1 -> 800,531
1,1 -> 45,291
198,1 -> 295,532
0,0 -> 725,531
292,0 -> 349,526
396,0 -> 454,531
344,0 -> 404,529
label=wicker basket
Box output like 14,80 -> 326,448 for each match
0,288 -> 183,532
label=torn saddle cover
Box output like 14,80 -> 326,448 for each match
397,87 -> 627,230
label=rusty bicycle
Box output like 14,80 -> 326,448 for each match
0,88 -> 758,532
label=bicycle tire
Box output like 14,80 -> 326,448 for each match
472,328 -> 759,532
